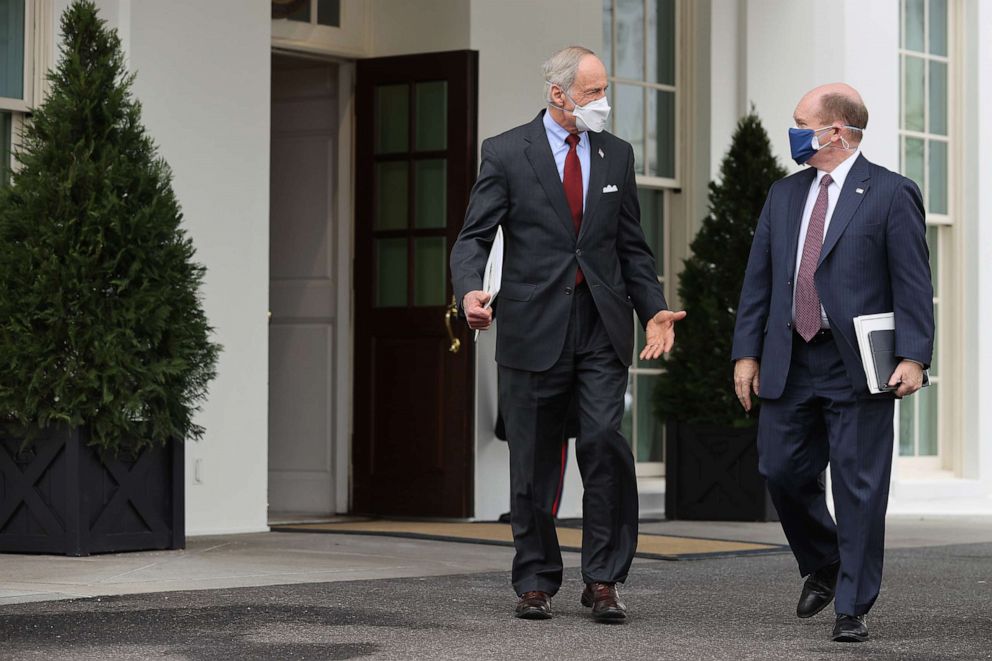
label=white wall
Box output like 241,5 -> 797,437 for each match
962,0 -> 992,488
468,0 -> 602,520
370,0 -> 470,56
52,0 -> 272,534
739,0 -> 898,173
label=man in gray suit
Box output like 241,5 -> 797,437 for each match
450,46 -> 685,622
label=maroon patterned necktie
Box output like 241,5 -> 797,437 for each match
794,174 -> 833,341
563,133 -> 584,285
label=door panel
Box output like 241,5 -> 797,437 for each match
269,54 -> 339,515
353,51 -> 478,517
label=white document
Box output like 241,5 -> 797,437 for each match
475,226 -> 503,342
853,312 -> 894,394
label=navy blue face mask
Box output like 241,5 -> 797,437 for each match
788,125 -> 864,165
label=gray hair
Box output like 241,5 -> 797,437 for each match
543,45 -> 596,102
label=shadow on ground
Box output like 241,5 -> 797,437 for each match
0,542 -> 990,660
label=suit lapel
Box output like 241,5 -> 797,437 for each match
523,112 -> 576,238
785,169 -> 816,281
817,154 -> 872,267
578,131 -> 607,241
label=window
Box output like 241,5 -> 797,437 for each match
898,0 -> 952,465
603,0 -> 678,475
1,111 -> 10,185
0,0 -> 27,186
276,0 -> 341,28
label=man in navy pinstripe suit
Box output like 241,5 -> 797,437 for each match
731,83 -> 934,643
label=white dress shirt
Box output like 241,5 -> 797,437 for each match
792,149 -> 862,328
543,109 -> 590,208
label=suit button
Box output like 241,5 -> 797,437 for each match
565,287 -> 573,295
786,322 -> 792,329
575,249 -> 582,256
786,280 -> 792,286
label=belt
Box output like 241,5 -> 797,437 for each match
795,328 -> 833,344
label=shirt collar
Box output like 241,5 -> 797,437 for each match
816,148 -> 861,190
543,109 -> 585,149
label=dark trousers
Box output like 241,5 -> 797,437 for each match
758,332 -> 895,616
498,285 -> 638,596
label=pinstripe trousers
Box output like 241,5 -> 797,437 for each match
757,332 -> 895,616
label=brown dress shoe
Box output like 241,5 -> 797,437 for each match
515,591 -> 552,619
581,582 -> 628,622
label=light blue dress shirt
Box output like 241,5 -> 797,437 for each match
543,110 -> 590,209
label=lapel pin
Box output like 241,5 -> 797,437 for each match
598,148 -> 605,159
856,188 -> 864,194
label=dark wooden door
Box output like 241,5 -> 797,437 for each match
353,51 -> 478,517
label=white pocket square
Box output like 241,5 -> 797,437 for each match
602,184 -> 618,193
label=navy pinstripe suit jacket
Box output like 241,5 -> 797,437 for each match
731,154 -> 935,399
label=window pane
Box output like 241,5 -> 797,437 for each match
928,140 -> 947,214
0,111 -> 10,187
375,161 -> 408,230
638,187 -> 664,273
648,90 -> 675,178
0,0 -> 25,100
614,84 -> 644,173
375,84 -> 409,154
615,0 -> 644,80
903,0 -> 924,52
414,159 -> 446,229
929,60 -> 947,136
284,0 -> 311,22
899,396 -> 915,456
929,0 -> 947,56
902,136 -> 924,192
603,0 -> 612,74
414,237 -> 447,306
317,0 -> 340,27
376,238 -> 407,307
636,374 -> 662,462
918,383 -> 939,456
647,0 -> 676,85
415,81 -> 447,151
902,55 -> 925,132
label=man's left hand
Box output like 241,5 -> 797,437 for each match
639,309 -> 687,361
887,360 -> 925,397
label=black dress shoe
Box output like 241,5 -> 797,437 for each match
515,591 -> 552,619
832,613 -> 869,642
581,582 -> 627,622
797,561 -> 840,618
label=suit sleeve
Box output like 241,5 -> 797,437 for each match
730,184 -> 775,361
616,144 -> 668,327
450,138 -> 509,309
886,178 -> 935,367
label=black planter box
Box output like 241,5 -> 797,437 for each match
665,419 -> 778,522
0,425 -> 184,556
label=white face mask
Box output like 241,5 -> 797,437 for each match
547,83 -> 612,133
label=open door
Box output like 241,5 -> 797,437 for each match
353,51 -> 478,517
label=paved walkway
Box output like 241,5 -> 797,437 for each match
0,516 -> 991,659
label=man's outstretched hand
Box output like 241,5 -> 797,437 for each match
639,309 -> 687,361
463,290 -> 493,331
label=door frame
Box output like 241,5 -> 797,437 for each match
268,47 -> 356,515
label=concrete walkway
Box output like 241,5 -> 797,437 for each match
0,516 -> 991,659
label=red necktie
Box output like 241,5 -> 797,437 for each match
794,174 -> 833,341
563,133 -> 584,285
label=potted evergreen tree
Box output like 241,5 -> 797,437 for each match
0,1 -> 219,555
654,111 -> 785,521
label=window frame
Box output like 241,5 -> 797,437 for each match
895,0 -> 957,471
604,0 -> 681,189
272,0 -> 369,59
0,0 -> 33,114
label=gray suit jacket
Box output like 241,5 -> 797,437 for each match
450,111 -> 668,371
